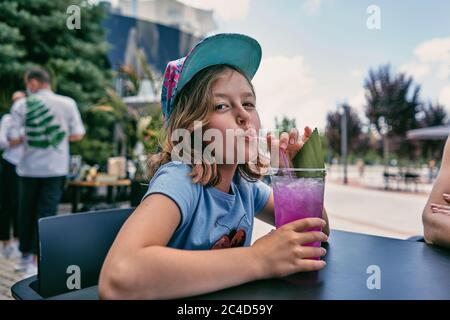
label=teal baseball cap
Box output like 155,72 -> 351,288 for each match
161,33 -> 262,120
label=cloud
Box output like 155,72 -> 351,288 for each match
439,84 -> 450,109
414,38 -> 450,63
402,37 -> 450,81
302,0 -> 321,15
399,62 -> 431,80
350,69 -> 363,78
177,0 -> 251,21
348,89 -> 366,117
252,55 -> 331,130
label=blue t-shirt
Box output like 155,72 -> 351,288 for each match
142,161 -> 271,250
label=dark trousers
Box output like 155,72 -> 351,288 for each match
18,175 -> 65,254
0,158 -> 20,240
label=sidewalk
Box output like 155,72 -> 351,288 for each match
0,203 -> 75,300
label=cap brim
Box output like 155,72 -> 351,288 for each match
177,33 -> 262,93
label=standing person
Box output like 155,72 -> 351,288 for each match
9,67 -> 85,274
0,91 -> 26,259
357,158 -> 365,178
428,159 -> 436,183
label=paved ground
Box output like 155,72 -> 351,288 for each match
1,167 -> 432,299
252,181 -> 428,242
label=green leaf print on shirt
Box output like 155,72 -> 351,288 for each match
25,96 -> 66,149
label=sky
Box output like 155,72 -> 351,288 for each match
109,0 -> 450,131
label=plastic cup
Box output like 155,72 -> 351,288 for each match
272,168 -> 326,255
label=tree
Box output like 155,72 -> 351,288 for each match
364,64 -> 422,161
274,116 -> 296,133
0,0 -> 115,165
0,0 -> 111,111
419,101 -> 448,127
0,7 -> 25,111
325,104 -> 363,158
418,101 -> 448,160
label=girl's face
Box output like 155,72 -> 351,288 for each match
206,68 -> 261,164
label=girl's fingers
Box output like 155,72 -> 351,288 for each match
298,231 -> 328,244
267,127 -> 312,163
288,128 -> 299,145
299,127 -> 312,147
443,193 -> 450,203
288,217 -> 326,232
431,203 -> 450,210
303,126 -> 312,142
431,203 -> 450,215
297,259 -> 326,272
298,246 -> 327,259
433,209 -> 450,215
279,132 -> 289,150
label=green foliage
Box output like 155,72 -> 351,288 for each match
0,0 -> 116,166
418,101 -> 448,160
325,104 -> 363,158
138,114 -> 164,155
0,1 -> 112,112
275,116 -> 296,133
364,64 -> 422,160
70,88 -> 135,165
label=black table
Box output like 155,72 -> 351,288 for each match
68,179 -> 131,212
13,230 -> 450,299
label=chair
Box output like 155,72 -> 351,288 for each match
11,207 -> 134,300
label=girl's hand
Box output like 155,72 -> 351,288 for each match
250,218 -> 328,279
266,126 -> 312,166
430,193 -> 450,215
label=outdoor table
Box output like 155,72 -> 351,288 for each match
20,229 -> 449,300
67,179 -> 131,212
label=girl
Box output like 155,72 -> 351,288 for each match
99,33 -> 330,299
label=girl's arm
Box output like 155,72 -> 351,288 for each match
99,193 -> 327,299
422,136 -> 450,248
256,191 -> 330,236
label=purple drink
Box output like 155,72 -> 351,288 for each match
272,169 -> 326,254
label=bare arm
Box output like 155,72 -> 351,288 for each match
69,134 -> 84,142
8,136 -> 24,147
422,136 -> 450,248
99,193 -> 327,299
256,190 -> 330,236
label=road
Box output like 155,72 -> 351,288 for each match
252,182 -> 428,242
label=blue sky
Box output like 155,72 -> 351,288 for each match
111,0 -> 450,130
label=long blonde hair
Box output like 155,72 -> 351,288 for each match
148,64 -> 269,186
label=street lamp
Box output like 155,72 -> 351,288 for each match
339,104 -> 349,185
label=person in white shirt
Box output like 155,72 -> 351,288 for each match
9,68 -> 85,274
0,91 -> 25,260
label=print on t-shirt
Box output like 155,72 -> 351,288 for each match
25,96 -> 66,149
211,214 -> 247,249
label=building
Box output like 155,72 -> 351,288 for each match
116,0 -> 217,37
